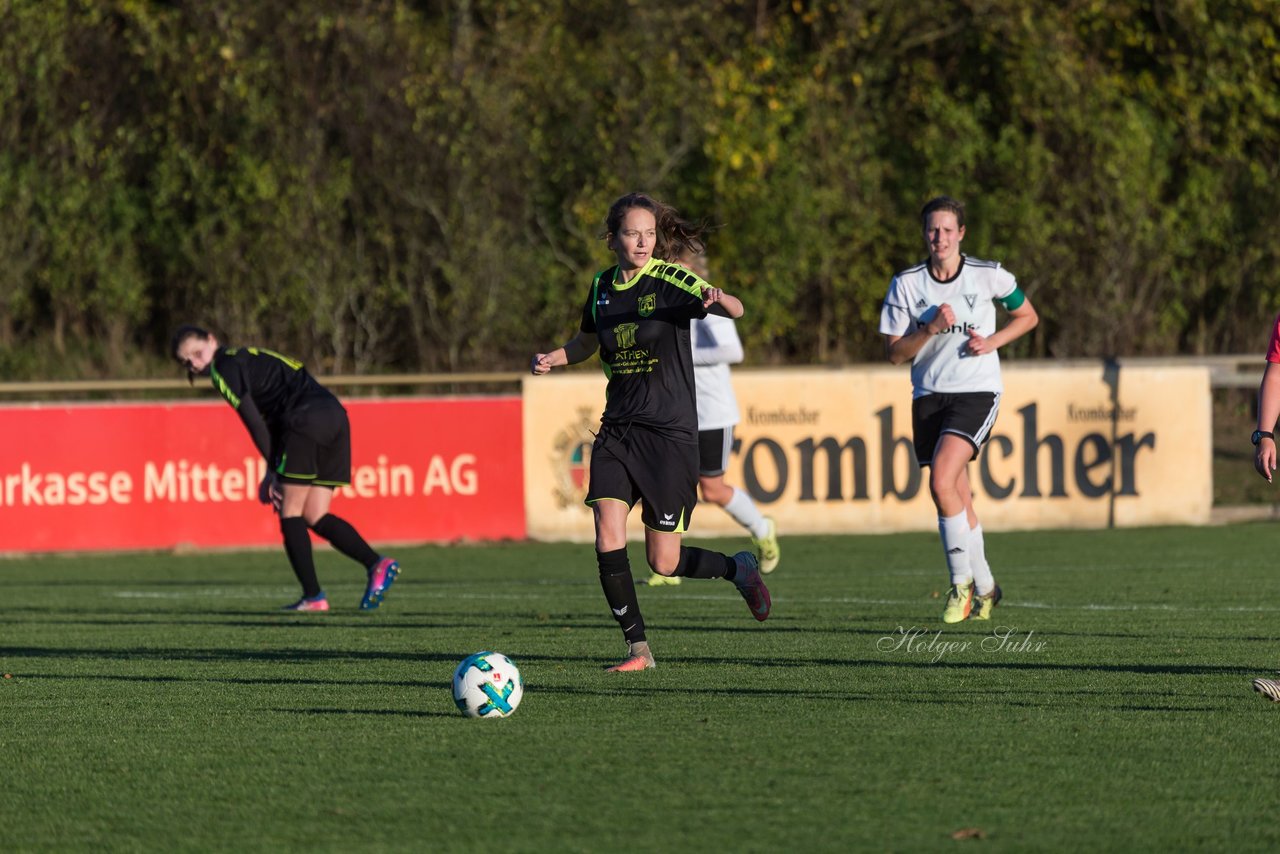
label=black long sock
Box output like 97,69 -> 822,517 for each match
281,516 -> 322,598
311,513 -> 379,569
597,548 -> 645,644
674,546 -> 737,580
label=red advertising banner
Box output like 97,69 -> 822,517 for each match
1,397 -> 524,553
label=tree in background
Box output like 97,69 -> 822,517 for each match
0,0 -> 1275,379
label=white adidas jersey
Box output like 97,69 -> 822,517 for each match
878,255 -> 1018,398
691,313 -> 744,430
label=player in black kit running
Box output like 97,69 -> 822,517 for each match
172,325 -> 400,612
529,193 -> 771,672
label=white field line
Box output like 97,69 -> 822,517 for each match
105,588 -> 1280,613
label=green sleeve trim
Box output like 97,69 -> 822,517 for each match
225,347 -> 303,370
651,262 -> 706,298
249,347 -> 303,370
208,363 -> 240,409
590,270 -> 608,325
591,270 -> 610,387
996,287 -> 1025,311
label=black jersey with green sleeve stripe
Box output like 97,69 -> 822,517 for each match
208,346 -> 334,464
579,256 -> 708,440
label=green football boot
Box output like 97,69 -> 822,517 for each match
942,581 -> 974,623
647,572 -> 682,587
971,584 -> 1003,621
753,517 -> 781,574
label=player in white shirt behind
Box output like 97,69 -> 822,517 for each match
878,196 -> 1038,623
649,249 -> 780,586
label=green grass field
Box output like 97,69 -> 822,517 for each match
5,526 -> 1280,852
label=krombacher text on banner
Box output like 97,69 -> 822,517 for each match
521,365 -> 1211,542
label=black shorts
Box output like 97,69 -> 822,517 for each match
697,427 -> 734,477
911,392 -> 1001,466
586,423 -> 699,533
276,396 -> 352,487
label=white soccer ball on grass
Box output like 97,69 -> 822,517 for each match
452,651 -> 523,718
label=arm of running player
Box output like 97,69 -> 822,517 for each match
531,331 -> 599,374
884,303 -> 956,365
1255,362 -> 1280,481
702,287 -> 743,319
967,297 -> 1039,356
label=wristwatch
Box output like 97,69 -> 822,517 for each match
1252,430 -> 1274,445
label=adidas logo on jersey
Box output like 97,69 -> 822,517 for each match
915,298 -> 928,309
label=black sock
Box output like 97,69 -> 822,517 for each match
311,513 -> 379,569
674,546 -> 737,580
597,548 -> 645,644
281,516 -> 322,598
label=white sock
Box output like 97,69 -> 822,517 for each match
969,524 -> 995,596
939,512 -> 972,586
723,488 -> 769,540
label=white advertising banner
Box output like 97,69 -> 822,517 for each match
521,364 -> 1211,542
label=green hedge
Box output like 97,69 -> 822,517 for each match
1,0 -> 1277,378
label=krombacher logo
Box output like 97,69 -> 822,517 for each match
731,403 -> 1156,503
550,401 -> 1159,510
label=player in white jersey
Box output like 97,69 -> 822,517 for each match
648,251 -> 780,586
879,196 -> 1039,623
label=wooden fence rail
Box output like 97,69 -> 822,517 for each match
0,357 -> 1265,399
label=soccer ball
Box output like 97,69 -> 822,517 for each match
452,651 -> 523,718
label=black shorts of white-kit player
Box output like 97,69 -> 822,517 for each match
911,391 -> 1001,466
586,423 -> 700,533
697,427 -> 734,477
